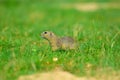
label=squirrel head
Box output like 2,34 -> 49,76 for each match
41,31 -> 56,40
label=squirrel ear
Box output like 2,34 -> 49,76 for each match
50,32 -> 53,36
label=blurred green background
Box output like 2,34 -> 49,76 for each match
0,0 -> 120,80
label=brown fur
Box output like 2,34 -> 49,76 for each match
41,31 -> 77,51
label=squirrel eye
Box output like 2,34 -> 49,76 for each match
44,32 -> 47,34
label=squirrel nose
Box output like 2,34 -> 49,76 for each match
40,33 -> 43,37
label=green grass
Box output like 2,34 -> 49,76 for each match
0,1 -> 120,80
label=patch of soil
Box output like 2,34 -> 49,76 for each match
61,3 -> 120,11
18,69 -> 120,80
18,70 -> 94,80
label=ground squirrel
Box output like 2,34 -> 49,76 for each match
41,31 -> 77,51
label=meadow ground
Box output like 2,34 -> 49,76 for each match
0,1 -> 120,80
